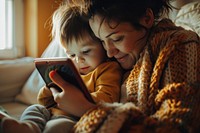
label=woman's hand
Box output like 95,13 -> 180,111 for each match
49,70 -> 96,117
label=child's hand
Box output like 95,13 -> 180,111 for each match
37,85 -> 56,108
49,70 -> 95,117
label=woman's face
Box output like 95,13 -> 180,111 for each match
89,14 -> 148,70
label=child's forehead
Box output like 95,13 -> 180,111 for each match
70,34 -> 99,46
65,41 -> 96,53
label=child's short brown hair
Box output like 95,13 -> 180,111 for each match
52,4 -> 100,48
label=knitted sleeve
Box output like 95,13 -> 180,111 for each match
151,31 -> 200,132
72,102 -> 187,133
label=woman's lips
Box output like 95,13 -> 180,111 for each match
116,55 -> 127,63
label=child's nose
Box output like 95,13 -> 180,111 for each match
75,56 -> 85,63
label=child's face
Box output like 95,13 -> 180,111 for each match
66,33 -> 107,75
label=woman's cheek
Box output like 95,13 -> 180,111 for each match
122,45 -> 134,53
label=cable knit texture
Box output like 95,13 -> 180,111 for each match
72,19 -> 200,133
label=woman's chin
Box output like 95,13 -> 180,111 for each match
120,62 -> 133,70
118,57 -> 134,70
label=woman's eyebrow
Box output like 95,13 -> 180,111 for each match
106,31 -> 119,38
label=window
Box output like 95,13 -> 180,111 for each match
0,0 -> 24,59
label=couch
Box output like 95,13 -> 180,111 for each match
0,39 -> 66,119
0,1 -> 200,120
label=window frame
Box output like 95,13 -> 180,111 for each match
0,0 -> 24,59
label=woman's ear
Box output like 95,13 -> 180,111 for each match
139,8 -> 154,28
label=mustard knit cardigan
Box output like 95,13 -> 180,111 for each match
73,19 -> 200,133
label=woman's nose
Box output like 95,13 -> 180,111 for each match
104,42 -> 118,58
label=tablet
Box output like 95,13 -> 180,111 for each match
34,57 -> 94,103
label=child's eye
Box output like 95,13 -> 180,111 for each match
82,49 -> 91,54
69,54 -> 75,58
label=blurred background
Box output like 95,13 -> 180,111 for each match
0,0 -> 63,59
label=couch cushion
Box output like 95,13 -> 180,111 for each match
1,102 -> 29,119
15,39 -> 67,105
0,57 -> 34,103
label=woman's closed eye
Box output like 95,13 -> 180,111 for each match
112,36 -> 124,43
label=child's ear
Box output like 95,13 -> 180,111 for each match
139,8 -> 154,28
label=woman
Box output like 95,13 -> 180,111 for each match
49,0 -> 200,132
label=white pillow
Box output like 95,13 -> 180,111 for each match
15,39 -> 67,105
174,1 -> 200,36
0,57 -> 34,103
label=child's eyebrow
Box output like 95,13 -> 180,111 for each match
81,40 -> 96,46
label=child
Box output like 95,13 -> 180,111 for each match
0,4 -> 123,133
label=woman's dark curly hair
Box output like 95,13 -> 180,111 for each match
68,0 -> 174,30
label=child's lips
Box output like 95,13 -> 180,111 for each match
80,66 -> 90,74
80,66 -> 90,70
